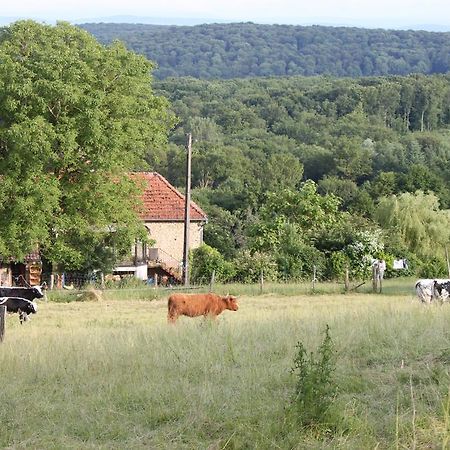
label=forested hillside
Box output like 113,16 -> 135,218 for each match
80,22 -> 450,79
149,74 -> 450,280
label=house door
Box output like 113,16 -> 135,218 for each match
11,262 -> 27,286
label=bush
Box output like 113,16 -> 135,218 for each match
326,251 -> 350,280
190,244 -> 236,284
345,230 -> 384,280
275,234 -> 326,280
232,250 -> 278,283
290,324 -> 337,429
418,256 -> 448,278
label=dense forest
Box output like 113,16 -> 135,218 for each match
80,22 -> 450,79
149,74 -> 450,281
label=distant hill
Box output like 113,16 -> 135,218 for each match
79,22 -> 450,79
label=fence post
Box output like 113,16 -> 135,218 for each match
259,268 -> 264,294
344,266 -> 350,292
209,270 -> 215,292
446,247 -> 450,278
312,265 -> 317,293
0,305 -> 6,343
372,264 -> 378,293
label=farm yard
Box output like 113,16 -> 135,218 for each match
1,280 -> 449,449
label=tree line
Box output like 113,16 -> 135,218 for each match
80,22 -> 450,79
152,74 -> 450,282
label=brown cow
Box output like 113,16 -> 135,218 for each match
167,293 -> 239,323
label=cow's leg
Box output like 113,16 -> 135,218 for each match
167,313 -> 177,324
18,310 -> 24,325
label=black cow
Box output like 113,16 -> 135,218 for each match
0,286 -> 44,301
0,297 -> 38,324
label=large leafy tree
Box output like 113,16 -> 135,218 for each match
375,191 -> 450,258
0,21 -> 174,270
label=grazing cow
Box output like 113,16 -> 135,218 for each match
0,286 -> 44,301
0,297 -> 38,324
168,293 -> 238,323
415,279 -> 450,304
433,280 -> 450,302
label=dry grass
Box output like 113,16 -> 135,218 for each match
0,287 -> 449,449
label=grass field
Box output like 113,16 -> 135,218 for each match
0,280 -> 449,449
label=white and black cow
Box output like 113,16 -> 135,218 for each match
0,286 -> 44,301
0,297 -> 38,324
415,279 -> 450,304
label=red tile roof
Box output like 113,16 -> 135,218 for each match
132,172 -> 207,222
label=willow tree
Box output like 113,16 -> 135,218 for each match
0,21 -> 175,271
375,191 -> 450,258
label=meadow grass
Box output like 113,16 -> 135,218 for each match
1,280 -> 449,449
45,276 -> 417,303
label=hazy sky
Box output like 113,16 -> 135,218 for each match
2,0 -> 450,27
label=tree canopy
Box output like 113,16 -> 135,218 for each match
150,74 -> 450,280
0,20 -> 174,270
80,22 -> 450,80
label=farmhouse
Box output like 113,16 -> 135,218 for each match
113,172 -> 207,283
0,172 -> 205,287
0,251 -> 42,287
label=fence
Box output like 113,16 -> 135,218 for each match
0,305 -> 5,343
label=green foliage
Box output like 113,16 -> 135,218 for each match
290,325 -> 338,429
274,224 -> 326,280
375,191 -> 450,259
232,250 -> 278,283
190,244 -> 236,284
0,21 -> 174,271
327,251 -> 350,280
345,230 -> 385,279
417,256 -> 449,278
258,181 -> 342,237
81,23 -> 450,80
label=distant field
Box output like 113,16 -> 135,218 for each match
1,280 -> 449,449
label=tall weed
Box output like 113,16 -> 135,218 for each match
290,324 -> 338,430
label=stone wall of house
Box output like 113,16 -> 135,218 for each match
147,221 -> 204,265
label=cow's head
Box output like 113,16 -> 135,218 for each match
30,301 -> 38,314
32,286 -> 45,299
223,295 -> 239,311
22,301 -> 38,315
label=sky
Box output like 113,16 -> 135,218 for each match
2,0 -> 450,30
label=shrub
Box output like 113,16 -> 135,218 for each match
275,230 -> 327,280
345,230 -> 384,279
290,324 -> 337,429
327,250 -> 350,280
190,244 -> 236,284
418,256 -> 448,278
232,250 -> 278,283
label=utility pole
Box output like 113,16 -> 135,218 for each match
183,133 -> 192,286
